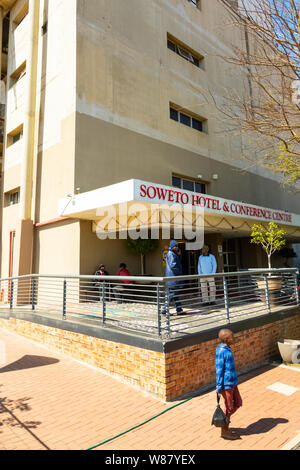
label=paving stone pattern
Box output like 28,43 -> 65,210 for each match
0,328 -> 299,450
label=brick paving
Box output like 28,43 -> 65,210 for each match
0,327 -> 299,450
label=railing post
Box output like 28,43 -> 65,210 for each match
63,280 -> 67,319
264,275 -> 271,312
223,277 -> 230,323
31,277 -> 36,311
294,273 -> 300,304
10,280 -> 14,310
157,283 -> 161,337
102,281 -> 106,325
165,286 -> 170,337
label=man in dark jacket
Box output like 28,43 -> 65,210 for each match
94,264 -> 109,301
161,240 -> 183,315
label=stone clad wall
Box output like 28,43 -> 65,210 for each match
0,310 -> 299,401
165,315 -> 300,399
0,317 -> 167,398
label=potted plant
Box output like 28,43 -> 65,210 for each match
127,239 -> 159,276
250,222 -> 286,303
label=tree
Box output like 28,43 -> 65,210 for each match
127,239 -> 159,275
250,221 -> 286,269
215,0 -> 300,187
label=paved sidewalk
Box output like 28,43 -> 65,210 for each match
0,328 -> 299,450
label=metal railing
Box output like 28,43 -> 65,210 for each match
0,268 -> 299,338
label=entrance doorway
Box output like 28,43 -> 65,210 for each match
179,242 -> 201,275
222,239 -> 240,273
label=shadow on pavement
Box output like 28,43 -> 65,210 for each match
0,390 -> 50,449
0,355 -> 59,373
232,417 -> 289,436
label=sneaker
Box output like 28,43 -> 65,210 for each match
221,429 -> 240,440
176,308 -> 183,314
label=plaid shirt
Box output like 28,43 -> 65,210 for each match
216,344 -> 238,393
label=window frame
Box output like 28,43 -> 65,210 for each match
7,124 -> 24,148
172,176 -> 207,195
170,103 -> 206,133
9,61 -> 26,88
167,34 -> 204,69
5,188 -> 20,207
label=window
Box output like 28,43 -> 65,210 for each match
5,189 -> 20,207
180,113 -> 191,127
167,34 -> 203,69
7,125 -> 23,147
9,191 -> 20,206
170,103 -> 206,133
172,176 -> 206,194
12,131 -> 23,144
10,62 -> 26,88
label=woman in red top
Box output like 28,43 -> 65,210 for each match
114,263 -> 132,303
117,263 -> 131,284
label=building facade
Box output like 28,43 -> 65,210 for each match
0,0 -> 300,279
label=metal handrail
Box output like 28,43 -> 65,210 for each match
0,267 -> 298,283
1,268 -> 298,339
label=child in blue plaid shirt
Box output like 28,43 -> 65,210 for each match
216,329 -> 242,440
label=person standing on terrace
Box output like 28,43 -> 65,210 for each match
161,240 -> 184,315
198,245 -> 217,306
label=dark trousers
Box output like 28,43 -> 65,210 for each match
162,288 -> 182,313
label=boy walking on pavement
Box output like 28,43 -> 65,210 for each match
216,328 -> 242,440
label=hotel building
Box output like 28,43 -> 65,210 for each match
0,0 -> 300,279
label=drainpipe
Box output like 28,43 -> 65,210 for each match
20,0 -> 40,221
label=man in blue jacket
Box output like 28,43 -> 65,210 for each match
162,240 -> 183,315
198,245 -> 217,306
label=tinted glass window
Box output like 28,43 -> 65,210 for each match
192,56 -> 199,67
170,108 -> 178,121
192,118 -> 203,131
172,176 -> 181,188
180,113 -> 191,127
12,131 -> 23,144
195,182 -> 206,194
167,40 -> 176,52
182,179 -> 194,191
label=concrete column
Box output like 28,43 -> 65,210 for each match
16,0 -> 40,277
20,0 -> 40,221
